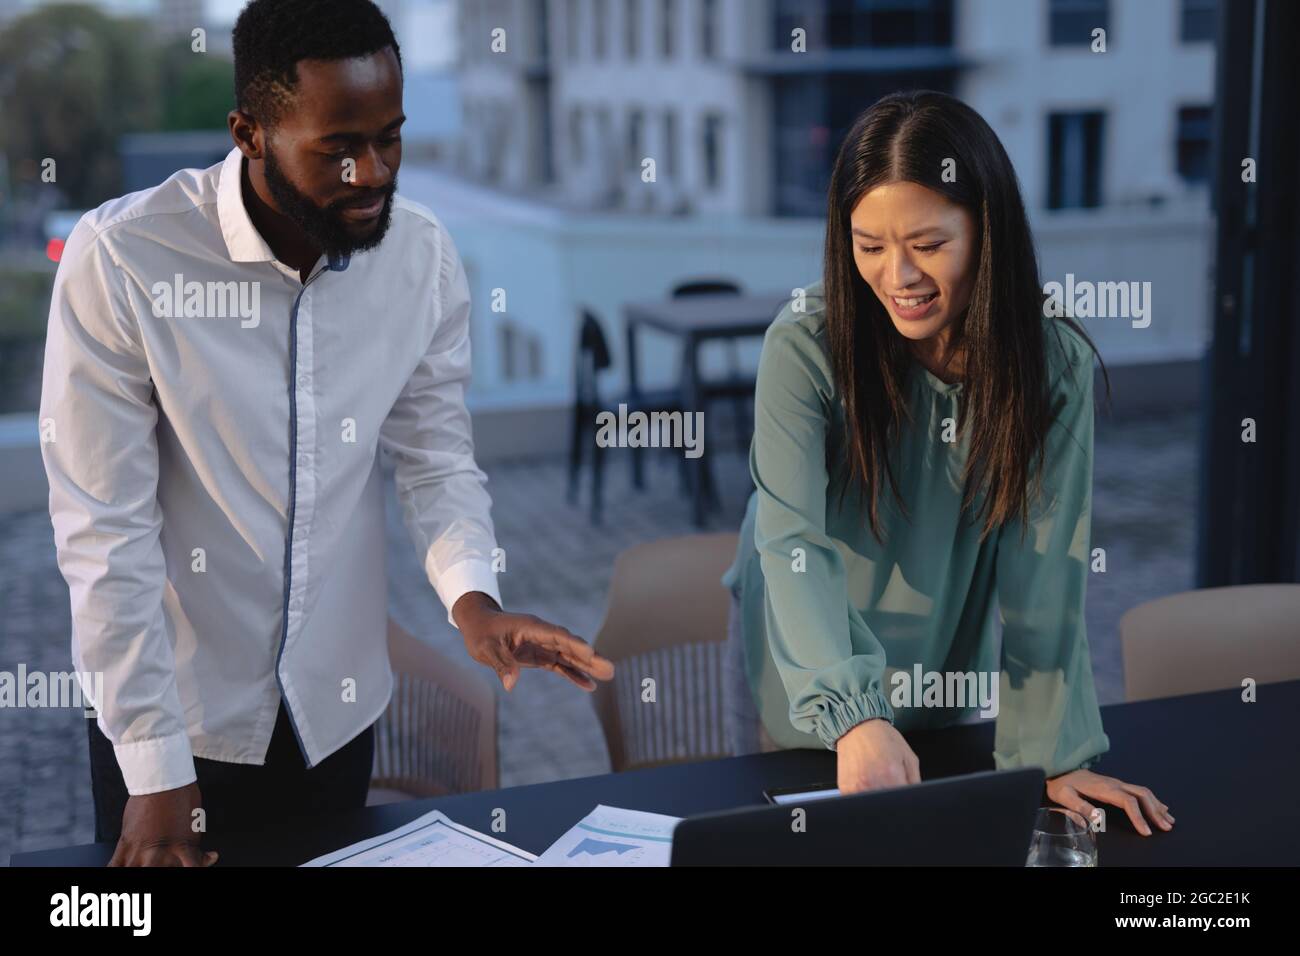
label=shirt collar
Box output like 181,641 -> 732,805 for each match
217,146 -> 352,277
217,146 -> 277,264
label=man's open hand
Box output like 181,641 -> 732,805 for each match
453,591 -> 615,692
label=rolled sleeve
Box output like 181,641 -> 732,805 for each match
380,227 -> 502,628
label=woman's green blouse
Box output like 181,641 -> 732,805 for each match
722,280 -> 1110,778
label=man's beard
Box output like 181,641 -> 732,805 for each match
262,144 -> 396,259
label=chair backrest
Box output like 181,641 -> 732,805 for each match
575,308 -> 612,405
671,278 -> 742,298
671,280 -> 746,374
592,532 -> 739,771
1120,584 -> 1300,701
371,618 -> 498,797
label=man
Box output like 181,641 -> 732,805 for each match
40,0 -> 613,867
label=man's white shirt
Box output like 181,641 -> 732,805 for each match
40,146 -> 502,795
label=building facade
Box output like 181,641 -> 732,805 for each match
454,0 -> 1216,219
439,0 -> 1216,413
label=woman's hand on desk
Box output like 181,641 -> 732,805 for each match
835,718 -> 921,794
453,591 -> 615,692
1046,769 -> 1175,836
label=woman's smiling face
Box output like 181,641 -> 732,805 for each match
850,181 -> 978,352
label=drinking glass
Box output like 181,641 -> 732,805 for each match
1026,807 -> 1098,866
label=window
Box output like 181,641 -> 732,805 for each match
1047,111 -> 1105,209
594,0 -> 607,59
482,100 -> 505,183
1176,106 -> 1213,186
498,322 -> 542,382
627,109 -> 645,171
702,114 -> 723,190
772,72 -> 957,216
1048,0 -> 1109,47
1180,0 -> 1217,43
500,323 -> 517,381
660,0 -> 674,58
570,106 -> 585,164
535,0 -> 549,60
567,0 -> 580,59
625,0 -> 639,58
663,110 -> 679,179
597,107 -> 614,171
772,0 -> 803,49
700,0 -> 718,57
774,0 -> 954,50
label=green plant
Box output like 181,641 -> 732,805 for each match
0,266 -> 56,342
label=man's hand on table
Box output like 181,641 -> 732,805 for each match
110,781 -> 218,867
453,591 -> 615,692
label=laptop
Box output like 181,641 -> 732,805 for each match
669,768 -> 1045,866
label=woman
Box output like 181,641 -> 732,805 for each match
721,90 -> 1173,837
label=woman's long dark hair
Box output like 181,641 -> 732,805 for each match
824,89 -> 1110,545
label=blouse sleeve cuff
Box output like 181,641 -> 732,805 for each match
815,690 -> 895,751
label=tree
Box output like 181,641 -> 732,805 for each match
0,4 -> 158,208
157,35 -> 234,133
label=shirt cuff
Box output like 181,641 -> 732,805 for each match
112,731 -> 198,796
429,556 -> 503,628
816,690 -> 895,751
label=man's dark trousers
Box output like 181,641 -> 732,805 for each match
88,700 -> 375,844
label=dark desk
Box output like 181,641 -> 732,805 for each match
624,291 -> 789,526
13,680 -> 1298,866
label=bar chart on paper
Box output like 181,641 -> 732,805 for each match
536,805 -> 682,867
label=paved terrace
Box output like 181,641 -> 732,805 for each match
0,410 -> 1198,863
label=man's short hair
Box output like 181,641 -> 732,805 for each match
232,0 -> 403,128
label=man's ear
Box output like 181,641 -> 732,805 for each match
228,110 -> 264,161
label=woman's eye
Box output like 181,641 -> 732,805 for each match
916,242 -> 945,253
857,246 -> 882,255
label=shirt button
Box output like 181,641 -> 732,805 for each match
298,454 -> 309,467
297,374 -> 310,388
